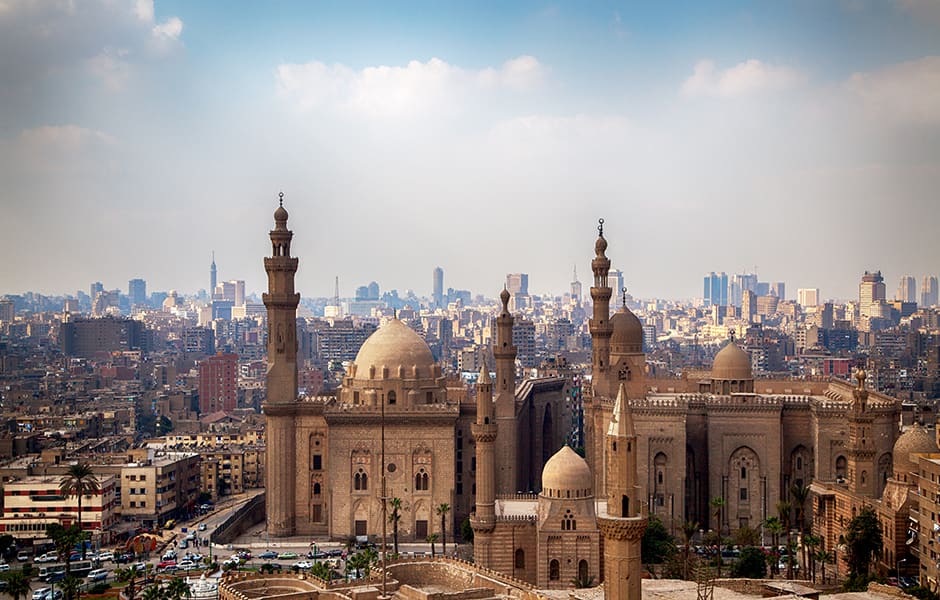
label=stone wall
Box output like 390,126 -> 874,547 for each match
213,492 -> 266,544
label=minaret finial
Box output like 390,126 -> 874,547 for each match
622,287 -> 627,308
598,218 -> 605,237
278,191 -> 284,207
729,328 -> 735,342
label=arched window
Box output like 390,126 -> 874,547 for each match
562,509 -> 576,531
622,495 -> 629,516
313,483 -> 321,496
354,468 -> 368,491
514,549 -> 525,569
836,455 -> 847,479
578,559 -> 588,581
388,391 -> 396,405
549,559 -> 560,580
415,468 -> 429,491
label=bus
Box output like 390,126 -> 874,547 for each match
39,561 -> 94,582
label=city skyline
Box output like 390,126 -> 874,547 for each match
1,1 -> 939,300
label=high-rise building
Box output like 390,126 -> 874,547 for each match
432,267 -> 443,308
210,252 -> 217,296
128,278 -> 147,306
730,273 -> 758,307
797,288 -> 820,308
897,275 -> 917,303
570,265 -> 582,304
90,281 -> 104,301
199,353 -> 238,413
742,290 -> 757,322
0,300 -> 14,322
859,270 -> 886,318
922,275 -> 939,307
770,282 -> 785,300
608,269 -> 625,297
60,317 -> 149,357
703,272 -> 728,306
505,273 -> 528,296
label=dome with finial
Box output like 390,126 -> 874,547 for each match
541,446 -> 593,499
610,306 -> 643,354
893,423 -> 939,474
712,341 -> 752,380
274,192 -> 288,224
594,218 -> 607,256
352,318 -> 436,380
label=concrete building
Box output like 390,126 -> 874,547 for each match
860,270 -> 887,319
199,353 -> 238,414
60,317 -> 149,358
120,451 -> 200,529
432,267 -> 443,309
128,278 -> 147,306
897,275 -> 917,303
0,475 -> 117,541
798,288 -> 820,308
922,276 -> 939,308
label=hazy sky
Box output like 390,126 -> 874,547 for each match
2,1 -> 939,303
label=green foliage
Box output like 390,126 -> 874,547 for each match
165,576 -> 192,600
141,583 -> 166,600
732,547 -> 767,579
88,583 -> 111,595
2,570 -> 32,600
906,586 -> 940,600
842,573 -> 878,592
156,416 -> 174,435
60,575 -> 81,600
641,515 -> 677,565
309,562 -> 332,582
845,508 -> 883,578
460,517 -> 473,543
437,503 -> 451,555
570,573 -> 596,588
732,525 -> 761,548
389,497 -> 402,554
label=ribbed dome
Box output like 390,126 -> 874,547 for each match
353,319 -> 435,379
610,306 -> 643,354
712,341 -> 752,380
542,446 -> 593,497
894,423 -> 939,473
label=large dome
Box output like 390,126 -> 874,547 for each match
610,306 -> 643,354
894,423 -> 939,473
353,318 -> 436,379
542,446 -> 593,498
712,341 -> 752,380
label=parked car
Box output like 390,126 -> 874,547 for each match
16,551 -> 30,562
179,540 -> 188,549
35,553 -> 58,563
235,551 -> 252,561
96,551 -> 114,562
114,552 -> 132,564
294,561 -> 313,570
157,560 -> 177,570
277,552 -> 298,560
259,551 -> 278,560
32,588 -> 62,600
86,569 -> 109,582
162,551 -> 177,561
0,563 -> 10,572
178,560 -> 199,572
198,523 -> 207,531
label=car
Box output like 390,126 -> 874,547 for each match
0,580 -> 8,592
157,560 -> 177,570
294,561 -> 313,570
327,549 -> 343,557
33,588 -> 52,600
114,552 -> 132,564
198,523 -> 207,531
16,551 -> 30,562
184,553 -> 204,563
0,563 -> 9,572
131,562 -> 147,573
178,560 -> 199,572
277,552 -> 298,560
162,551 -> 177,561
259,551 -> 278,560
185,533 -> 196,541
161,565 -> 179,574
35,553 -> 58,563
96,551 -> 114,562
86,569 -> 109,582
235,551 -> 251,560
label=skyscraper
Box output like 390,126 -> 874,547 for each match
797,288 -> 820,308
897,275 -> 917,303
923,276 -> 939,307
570,265 -> 582,304
703,272 -> 728,306
128,278 -> 147,306
90,281 -> 103,301
210,252 -> 217,297
505,273 -> 528,295
859,271 -> 886,318
770,282 -> 785,300
432,266 -> 443,308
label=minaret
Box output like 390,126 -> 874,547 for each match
494,288 -> 518,494
597,383 -> 647,600
262,193 -> 300,537
210,251 -> 217,297
590,219 -> 613,394
470,360 -> 498,566
847,369 -> 876,496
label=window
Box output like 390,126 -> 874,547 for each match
313,454 -> 322,471
355,520 -> 367,537
354,469 -> 368,491
415,469 -> 429,491
313,483 -> 321,496
740,487 -> 748,501
549,559 -> 560,581
388,391 -> 396,405
515,549 -> 525,569
741,466 -> 747,479
312,504 -> 323,523
562,509 -> 576,531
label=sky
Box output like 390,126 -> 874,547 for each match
1,0 -> 939,303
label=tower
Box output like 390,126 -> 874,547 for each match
494,288 -> 518,494
262,193 -> 300,536
470,361 -> 498,565
433,267 -> 444,309
590,219 -> 613,395
847,369 -> 876,497
210,251 -> 217,297
570,265 -> 582,304
597,383 -> 646,600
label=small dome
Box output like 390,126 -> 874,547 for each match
542,446 -> 593,497
712,341 -> 752,380
610,306 -> 643,354
894,423 -> 939,473
353,319 -> 435,379
274,205 -> 289,223
595,235 -> 608,256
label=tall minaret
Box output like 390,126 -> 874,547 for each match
598,383 -> 647,600
590,219 -> 613,395
210,251 -> 217,297
494,288 -> 518,494
262,193 -> 300,537
847,369 -> 876,496
470,360 -> 498,565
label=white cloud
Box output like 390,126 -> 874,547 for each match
18,125 -> 116,149
682,59 -> 804,98
134,0 -> 153,22
153,16 -> 182,41
277,55 -> 545,117
845,55 -> 940,125
87,47 -> 131,91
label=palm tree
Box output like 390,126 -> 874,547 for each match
681,521 -> 699,580
710,497 -> 726,536
141,583 -> 165,600
815,549 -> 832,584
427,533 -> 439,558
165,577 -> 191,600
802,534 -> 821,583
59,463 -> 100,560
46,523 -> 84,583
388,497 -> 402,555
437,503 -> 451,556
790,484 -> 810,572
60,575 -> 80,600
776,500 -> 793,579
310,562 -> 332,582
764,516 -> 784,576
116,566 -> 138,600
3,571 -> 32,600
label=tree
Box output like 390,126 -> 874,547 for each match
59,463 -> 100,560
0,534 -> 15,560
166,577 -> 192,600
680,521 -> 699,580
46,523 -> 85,584
116,566 -> 138,600
388,498 -> 402,555
845,508 -> 883,578
642,515 -> 677,567
803,534 -> 821,583
156,416 -> 174,436
460,516 -> 474,543
764,516 -> 784,576
791,484 -> 810,573
437,503 -> 451,556
733,524 -> 761,548
427,533 -> 438,558
777,500 -> 793,579
142,584 -> 165,600
710,497 -> 726,536
732,547 -> 767,579
571,573 -> 596,588
2,571 -> 32,600
815,549 -> 832,584
310,562 -> 332,582
60,576 -> 81,600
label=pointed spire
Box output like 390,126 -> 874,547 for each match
478,357 -> 491,383
608,382 -> 635,438
573,264 -> 578,282
499,287 -> 511,315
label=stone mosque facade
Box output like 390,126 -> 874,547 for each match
263,202 -> 909,594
